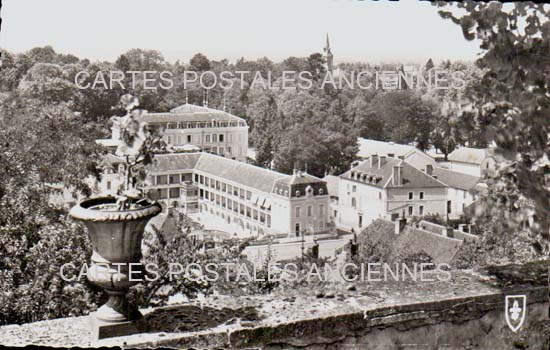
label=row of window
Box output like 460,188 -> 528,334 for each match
407,205 -> 424,216
164,133 -> 244,145
201,189 -> 271,227
153,120 -> 247,129
295,204 -> 324,218
294,221 -> 325,235
408,191 -> 425,200
155,173 -> 190,185
149,187 -> 181,200
195,174 -> 271,211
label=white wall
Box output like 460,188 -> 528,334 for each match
449,162 -> 481,177
337,178 -> 386,232
387,187 -> 447,219
447,187 -> 475,219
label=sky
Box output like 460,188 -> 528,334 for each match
1,0 -> 481,64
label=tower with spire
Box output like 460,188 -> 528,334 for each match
323,33 -> 334,73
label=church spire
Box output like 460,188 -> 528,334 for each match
323,33 -> 334,73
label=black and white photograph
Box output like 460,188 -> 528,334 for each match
0,0 -> 548,348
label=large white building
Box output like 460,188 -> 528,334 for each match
99,152 -> 330,238
97,103 -> 249,161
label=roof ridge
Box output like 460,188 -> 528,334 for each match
198,152 -> 290,178
401,162 -> 448,188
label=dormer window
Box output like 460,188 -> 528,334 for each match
306,186 -> 313,196
296,190 -> 301,197
319,188 -> 324,195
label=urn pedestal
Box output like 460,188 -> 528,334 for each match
69,196 -> 161,340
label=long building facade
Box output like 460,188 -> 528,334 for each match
97,103 -> 249,161
99,152 -> 330,238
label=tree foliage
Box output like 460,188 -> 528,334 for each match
435,1 -> 550,258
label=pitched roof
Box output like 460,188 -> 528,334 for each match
357,138 -> 417,158
359,219 -> 463,264
194,153 -> 288,193
149,153 -> 202,172
101,154 -> 125,165
448,147 -> 491,165
275,172 -> 323,186
342,157 -> 446,189
431,167 -> 480,191
141,103 -> 245,124
323,175 -> 340,197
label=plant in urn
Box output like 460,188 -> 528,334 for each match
69,95 -> 166,339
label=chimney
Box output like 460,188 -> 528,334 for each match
378,155 -> 386,169
392,165 -> 402,186
394,218 -> 407,235
426,164 -> 433,176
370,154 -> 378,168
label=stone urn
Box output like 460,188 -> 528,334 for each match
69,196 -> 161,339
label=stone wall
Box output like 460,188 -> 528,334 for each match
1,262 -> 548,349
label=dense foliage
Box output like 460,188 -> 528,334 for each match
435,1 -> 550,262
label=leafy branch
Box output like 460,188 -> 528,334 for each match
109,94 -> 167,209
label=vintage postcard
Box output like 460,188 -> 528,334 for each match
0,0 -> 548,348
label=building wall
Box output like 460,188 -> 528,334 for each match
446,187 -> 475,219
386,187 -> 447,219
270,195 -> 291,233
95,160 -> 329,237
99,168 -> 126,196
449,161 -> 481,177
337,177 -> 386,232
288,195 -> 330,237
192,170 -> 276,236
162,127 -> 248,161
480,157 -> 496,176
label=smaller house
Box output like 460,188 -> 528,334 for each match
337,155 -> 448,232
447,147 -> 496,177
357,138 -> 437,171
430,166 -> 481,219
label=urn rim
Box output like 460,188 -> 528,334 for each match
69,196 -> 162,222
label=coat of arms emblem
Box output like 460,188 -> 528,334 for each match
505,295 -> 527,332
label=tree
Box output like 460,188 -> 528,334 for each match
26,46 -> 57,63
435,1 -> 550,257
247,87 -> 279,168
18,63 -> 76,105
115,54 -> 131,71
122,48 -> 165,72
189,53 -> 211,72
425,58 -> 435,71
306,53 -> 326,81
368,91 -> 435,150
0,92 -> 104,325
346,92 -> 384,140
